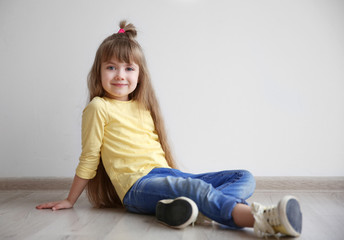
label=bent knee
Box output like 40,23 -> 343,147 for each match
240,170 -> 256,198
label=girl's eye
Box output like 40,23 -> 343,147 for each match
107,66 -> 115,70
126,67 -> 134,71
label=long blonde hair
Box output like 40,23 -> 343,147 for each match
86,20 -> 177,208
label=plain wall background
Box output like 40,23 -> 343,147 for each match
0,0 -> 343,177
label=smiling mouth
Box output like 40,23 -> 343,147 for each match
111,83 -> 128,87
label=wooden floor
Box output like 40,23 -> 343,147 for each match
0,181 -> 344,239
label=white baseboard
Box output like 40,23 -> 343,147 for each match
0,178 -> 73,190
254,176 -> 344,192
0,177 -> 343,191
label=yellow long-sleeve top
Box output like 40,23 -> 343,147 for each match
76,97 -> 170,201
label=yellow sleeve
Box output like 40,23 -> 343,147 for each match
76,97 -> 107,179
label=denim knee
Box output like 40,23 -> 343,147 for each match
241,170 -> 256,198
217,169 -> 256,200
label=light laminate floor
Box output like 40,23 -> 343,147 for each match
0,190 -> 343,240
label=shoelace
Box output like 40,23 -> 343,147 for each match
251,202 -> 281,239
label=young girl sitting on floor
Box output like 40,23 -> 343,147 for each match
36,20 -> 302,238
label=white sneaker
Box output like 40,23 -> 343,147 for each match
156,196 -> 199,229
251,195 -> 302,238
195,212 -> 215,226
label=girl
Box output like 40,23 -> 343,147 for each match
36,21 -> 302,238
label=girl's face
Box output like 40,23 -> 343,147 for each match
101,57 -> 139,101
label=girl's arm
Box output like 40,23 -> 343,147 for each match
36,175 -> 89,211
37,99 -> 105,211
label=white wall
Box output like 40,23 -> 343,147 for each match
0,0 -> 343,177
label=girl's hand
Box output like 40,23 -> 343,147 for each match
36,199 -> 73,211
36,175 -> 89,211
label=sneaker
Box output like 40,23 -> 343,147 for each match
156,196 -> 199,229
251,195 -> 302,238
195,212 -> 215,226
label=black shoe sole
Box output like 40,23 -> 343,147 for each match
155,197 -> 198,229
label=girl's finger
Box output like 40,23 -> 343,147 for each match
36,202 -> 58,209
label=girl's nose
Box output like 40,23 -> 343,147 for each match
115,69 -> 125,80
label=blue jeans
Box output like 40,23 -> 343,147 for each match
123,168 -> 256,229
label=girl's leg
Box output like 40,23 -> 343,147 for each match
184,169 -> 256,227
189,170 -> 256,227
123,168 -> 251,229
232,203 -> 254,227
123,168 -> 302,237
189,170 -> 256,200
